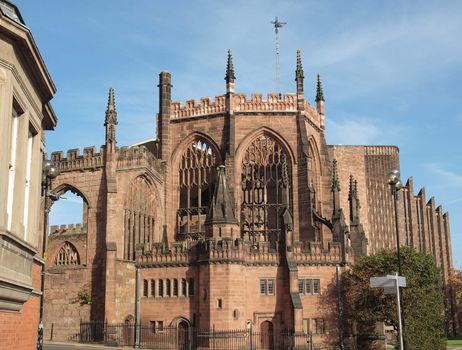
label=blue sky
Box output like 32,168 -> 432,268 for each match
15,1 -> 462,267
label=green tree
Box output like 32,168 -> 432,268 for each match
344,247 -> 446,350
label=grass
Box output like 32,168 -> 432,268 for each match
448,339 -> 462,346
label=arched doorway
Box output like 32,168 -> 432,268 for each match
123,315 -> 135,346
260,320 -> 274,350
178,320 -> 189,350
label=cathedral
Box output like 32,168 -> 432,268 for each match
42,50 -> 455,349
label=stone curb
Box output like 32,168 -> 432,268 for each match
44,341 -> 132,349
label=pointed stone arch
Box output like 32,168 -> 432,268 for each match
237,130 -> 293,246
123,175 -> 160,260
308,136 -> 323,199
55,241 -> 80,266
174,133 -> 221,241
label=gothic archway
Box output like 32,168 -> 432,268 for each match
123,175 -> 159,260
176,138 -> 218,240
240,133 -> 292,247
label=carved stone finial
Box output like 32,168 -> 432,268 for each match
225,49 -> 236,83
295,49 -> 304,82
331,159 -> 340,192
348,174 -> 354,199
315,74 -> 325,102
105,87 -> 118,126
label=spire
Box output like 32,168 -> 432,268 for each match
331,159 -> 340,192
315,73 -> 325,128
225,49 -> 236,85
315,74 -> 324,102
295,49 -> 304,82
332,159 -> 341,215
295,49 -> 304,95
348,175 -> 361,224
105,87 -> 117,151
205,165 -> 238,226
105,87 -> 117,125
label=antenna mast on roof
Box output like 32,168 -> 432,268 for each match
271,16 -> 287,97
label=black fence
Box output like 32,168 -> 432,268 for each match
80,322 -> 317,349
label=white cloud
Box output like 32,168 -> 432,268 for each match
425,163 -> 462,188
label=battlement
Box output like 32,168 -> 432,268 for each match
137,238 -> 343,266
117,145 -> 163,171
170,93 -> 300,119
233,93 -> 297,112
51,146 -> 104,172
49,223 -> 86,235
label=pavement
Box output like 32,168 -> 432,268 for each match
44,341 -> 129,350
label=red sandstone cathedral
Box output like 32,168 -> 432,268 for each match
43,50 -> 455,349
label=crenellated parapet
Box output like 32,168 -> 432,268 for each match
233,93 -> 297,112
49,223 -> 87,235
170,93 -> 307,119
117,145 -> 163,172
51,146 -> 104,172
289,241 -> 342,264
171,96 -> 226,119
136,237 -> 343,267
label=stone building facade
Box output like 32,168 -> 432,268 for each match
42,50 -> 455,348
0,1 -> 57,349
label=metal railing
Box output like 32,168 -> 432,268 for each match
80,322 -> 316,349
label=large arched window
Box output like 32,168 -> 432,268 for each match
55,242 -> 80,266
240,134 -> 291,247
124,176 -> 158,260
177,139 -> 217,240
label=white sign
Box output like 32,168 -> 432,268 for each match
370,275 -> 406,294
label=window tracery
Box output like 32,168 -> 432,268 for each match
240,134 -> 291,247
55,242 -> 80,266
177,139 -> 217,240
124,176 -> 157,260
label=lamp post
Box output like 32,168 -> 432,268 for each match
387,169 -> 403,274
37,159 -> 60,350
387,168 -> 404,349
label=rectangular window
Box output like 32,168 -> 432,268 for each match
150,321 -> 156,333
23,130 -> 34,240
159,279 -> 164,297
267,279 -> 274,295
166,279 -> 171,296
259,279 -> 275,295
143,279 -> 148,297
260,279 -> 267,295
189,278 -> 194,296
157,321 -> 164,332
150,280 -> 155,297
313,318 -> 325,334
217,299 -> 222,309
298,279 -> 304,294
173,279 -> 178,297
305,279 -> 311,294
7,107 -> 19,231
313,279 -> 320,295
181,278 -> 187,296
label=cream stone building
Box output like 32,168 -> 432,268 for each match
0,1 -> 57,349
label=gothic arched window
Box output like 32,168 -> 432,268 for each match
55,242 -> 80,266
177,139 -> 217,240
124,176 -> 158,260
240,134 -> 291,247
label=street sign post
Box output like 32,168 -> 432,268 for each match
370,273 -> 406,349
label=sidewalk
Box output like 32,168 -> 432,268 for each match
44,341 -> 131,349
